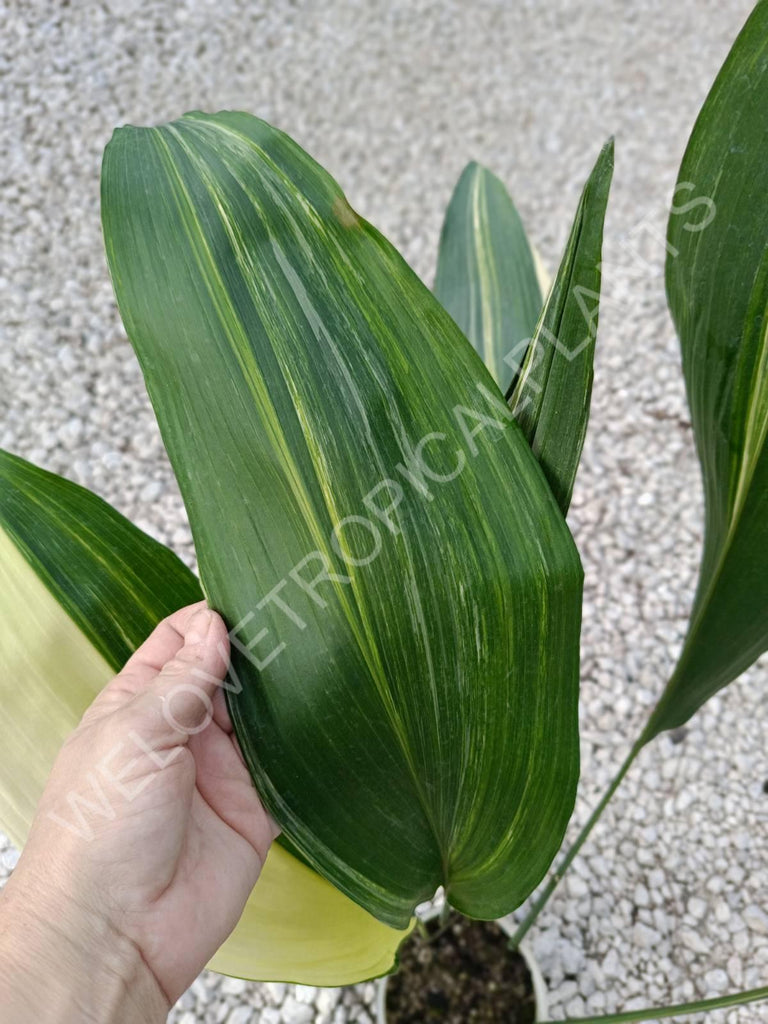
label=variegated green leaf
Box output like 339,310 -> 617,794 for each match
0,449 -> 202,672
507,140 -> 614,514
0,449 -> 410,983
434,162 -> 543,393
644,0 -> 768,739
102,111 -> 583,928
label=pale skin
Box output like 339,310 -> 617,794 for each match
0,602 -> 279,1023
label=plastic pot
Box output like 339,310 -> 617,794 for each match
375,915 -> 548,1023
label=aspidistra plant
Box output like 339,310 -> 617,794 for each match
1,3 -> 767,1016
0,118 -> 609,982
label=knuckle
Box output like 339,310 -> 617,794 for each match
162,653 -> 197,678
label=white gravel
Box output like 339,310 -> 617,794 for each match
1,1 -> 767,1021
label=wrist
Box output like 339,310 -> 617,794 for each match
0,869 -> 169,1024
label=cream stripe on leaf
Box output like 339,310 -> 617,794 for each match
102,111 -> 583,928
0,450 -> 409,983
434,162 -> 543,395
646,0 -> 768,738
0,521 -> 113,850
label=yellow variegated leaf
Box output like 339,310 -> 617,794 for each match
0,452 -> 408,983
0,524 -> 112,848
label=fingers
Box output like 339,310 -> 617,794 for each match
100,606 -> 228,752
116,601 -> 210,693
87,601 -> 237,750
211,687 -> 234,734
139,607 -> 230,735
189,723 -> 281,859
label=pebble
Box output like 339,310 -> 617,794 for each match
632,923 -> 660,950
633,882 -> 650,907
220,979 -> 248,997
687,896 -> 707,920
265,983 -> 287,1005
714,900 -> 731,924
565,995 -> 586,1017
602,948 -> 621,980
703,968 -> 729,994
226,1009 -> 253,1024
745,904 -> 768,934
316,989 -> 342,1014
727,954 -> 743,986
294,986 -> 318,1005
680,928 -> 708,955
139,479 -> 163,502
733,930 -> 750,954
567,875 -> 589,899
557,938 -> 584,976
280,997 -> 314,1024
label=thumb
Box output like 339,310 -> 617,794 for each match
130,606 -> 231,747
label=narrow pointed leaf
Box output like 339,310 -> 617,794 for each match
434,162 -> 543,393
507,140 -> 614,514
0,450 -> 409,983
101,111 -> 583,927
645,0 -> 768,739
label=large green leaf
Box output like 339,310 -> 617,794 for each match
644,0 -> 768,739
506,140 -> 613,514
0,450 -> 410,983
102,112 -> 583,928
434,162 -> 543,394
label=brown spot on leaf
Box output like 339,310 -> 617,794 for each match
332,195 -> 359,229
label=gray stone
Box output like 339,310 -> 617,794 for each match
226,1008 -> 253,1024
265,983 -> 287,1005
280,997 -> 314,1024
632,923 -> 660,949
315,989 -> 342,1014
680,928 -> 709,955
139,479 -> 163,502
220,978 -> 248,997
293,985 -> 317,1005
703,968 -> 729,994
745,905 -> 768,934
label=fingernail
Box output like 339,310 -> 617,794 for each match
187,608 -> 213,645
267,814 -> 282,840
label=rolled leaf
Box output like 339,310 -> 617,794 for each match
434,162 -> 543,393
645,0 -> 768,739
0,450 -> 409,983
507,140 -> 614,514
102,112 -> 583,927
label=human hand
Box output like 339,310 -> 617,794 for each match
0,602 -> 278,1023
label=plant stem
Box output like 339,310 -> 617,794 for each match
538,984 -> 768,1023
425,913 -> 455,945
438,898 -> 451,928
509,740 -> 642,949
